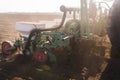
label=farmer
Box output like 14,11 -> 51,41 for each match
100,0 -> 120,80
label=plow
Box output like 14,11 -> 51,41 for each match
0,0 -> 110,80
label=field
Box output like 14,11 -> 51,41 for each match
0,13 -> 63,42
0,13 -> 111,80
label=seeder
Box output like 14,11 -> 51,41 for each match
1,5 -> 81,63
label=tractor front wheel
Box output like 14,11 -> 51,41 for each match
34,51 -> 47,63
1,41 -> 12,55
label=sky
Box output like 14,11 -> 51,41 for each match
0,0 -> 113,12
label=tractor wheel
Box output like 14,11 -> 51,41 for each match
34,51 -> 47,63
2,41 -> 12,55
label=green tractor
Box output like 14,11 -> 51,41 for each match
1,1 -> 110,80
1,5 -> 81,63
0,5 -> 82,79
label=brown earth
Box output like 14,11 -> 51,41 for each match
0,13 -> 63,42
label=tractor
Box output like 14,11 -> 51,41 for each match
1,5 -> 80,63
0,0 -> 110,80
